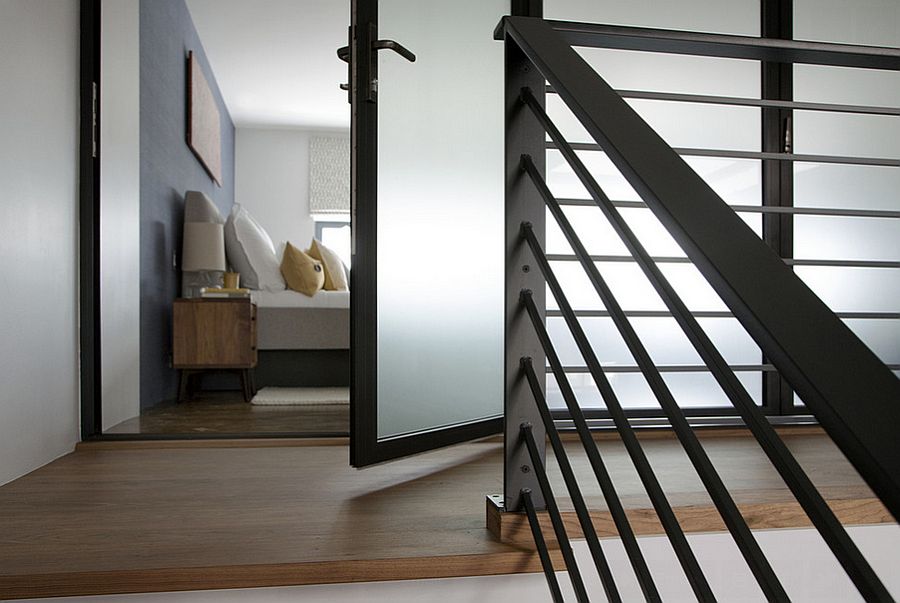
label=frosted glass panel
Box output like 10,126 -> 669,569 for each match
547,371 -> 763,410
545,0 -> 760,36
794,65 -> 900,108
376,0 -> 505,438
794,216 -> 900,261
794,0 -> 900,48
793,112 -> 900,160
795,267 -> 900,312
547,95 -> 760,151
547,262 -> 728,312
574,48 -> 760,97
547,317 -> 760,367
794,163 -> 900,211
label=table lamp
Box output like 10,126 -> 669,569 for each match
182,222 -> 226,297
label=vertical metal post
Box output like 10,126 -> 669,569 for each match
761,0 -> 795,414
504,5 -> 546,513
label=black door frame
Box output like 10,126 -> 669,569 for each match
78,0 -> 349,440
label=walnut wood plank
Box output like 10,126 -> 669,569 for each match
0,552 -> 559,600
0,433 -> 887,600
489,497 -> 893,548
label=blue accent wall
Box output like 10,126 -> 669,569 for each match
140,0 -> 235,409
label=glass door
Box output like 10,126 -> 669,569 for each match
350,0 -> 509,465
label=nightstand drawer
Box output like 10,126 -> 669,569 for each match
173,299 -> 257,368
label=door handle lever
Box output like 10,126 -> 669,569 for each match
339,27 -> 416,104
337,40 -> 415,64
372,39 -> 416,62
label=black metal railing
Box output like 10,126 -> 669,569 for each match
501,15 -> 900,602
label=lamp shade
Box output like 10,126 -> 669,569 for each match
182,222 -> 226,272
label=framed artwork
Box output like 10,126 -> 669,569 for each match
186,51 -> 222,186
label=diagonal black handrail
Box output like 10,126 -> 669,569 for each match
521,290 -> 716,601
520,154 -> 790,599
500,17 -> 900,530
520,359 -> 623,601
521,422 -> 591,603
521,487 -> 565,603
511,54 -> 893,598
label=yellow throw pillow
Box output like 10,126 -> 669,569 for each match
308,238 -> 348,291
281,242 -> 325,297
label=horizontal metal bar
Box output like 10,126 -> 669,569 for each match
555,364 -> 900,374
544,20 -> 900,71
550,140 -> 900,168
547,85 -> 900,116
553,364 -> 779,373
547,253 -> 690,263
557,198 -> 900,219
553,415 -> 819,430
520,423 -> 592,603
790,259 -> 900,268
548,309 -> 900,320
521,488 -> 565,603
546,254 -> 900,269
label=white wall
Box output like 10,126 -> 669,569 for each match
100,0 -> 141,431
0,0 -> 80,485
235,127 -> 347,254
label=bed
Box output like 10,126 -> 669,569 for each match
250,290 -> 350,388
250,289 -> 349,350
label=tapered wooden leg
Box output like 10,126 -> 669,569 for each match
239,370 -> 251,403
248,370 -> 257,397
178,370 -> 189,403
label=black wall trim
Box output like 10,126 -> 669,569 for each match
79,0 -> 102,439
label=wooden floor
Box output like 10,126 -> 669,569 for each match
105,391 -> 349,435
0,429 -> 891,599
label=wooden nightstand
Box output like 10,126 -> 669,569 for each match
173,298 -> 258,402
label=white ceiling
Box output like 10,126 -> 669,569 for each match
185,0 -> 350,130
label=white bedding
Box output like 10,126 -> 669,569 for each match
250,289 -> 349,309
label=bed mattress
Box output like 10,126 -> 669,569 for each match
250,290 -> 349,350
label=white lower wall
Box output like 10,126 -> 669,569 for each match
100,0 -> 141,431
0,0 -> 80,485
235,127 -> 347,254
13,525 -> 900,602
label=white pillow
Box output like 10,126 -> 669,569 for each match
224,204 -> 285,291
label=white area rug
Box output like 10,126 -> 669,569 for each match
251,386 -> 349,406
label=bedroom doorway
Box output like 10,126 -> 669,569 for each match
86,0 -> 353,438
